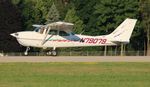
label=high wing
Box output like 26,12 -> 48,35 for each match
47,21 -> 74,32
32,24 -> 43,28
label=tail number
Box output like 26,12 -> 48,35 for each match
83,38 -> 107,44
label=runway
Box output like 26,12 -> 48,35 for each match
0,56 -> 150,62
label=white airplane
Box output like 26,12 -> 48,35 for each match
10,18 -> 137,56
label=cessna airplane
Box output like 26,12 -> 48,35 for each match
10,18 -> 137,56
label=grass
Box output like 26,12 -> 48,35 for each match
0,63 -> 150,87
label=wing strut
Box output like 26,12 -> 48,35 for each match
41,26 -> 53,45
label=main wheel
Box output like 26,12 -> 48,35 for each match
46,51 -> 52,56
51,50 -> 57,56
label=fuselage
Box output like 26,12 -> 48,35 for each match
11,31 -> 117,49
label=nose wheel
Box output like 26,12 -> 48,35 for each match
24,47 -> 30,55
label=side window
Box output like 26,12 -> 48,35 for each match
59,31 -> 70,36
49,30 -> 57,35
71,32 -> 75,35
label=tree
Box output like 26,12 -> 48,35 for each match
11,0 -> 21,5
61,0 -> 70,5
0,0 -> 23,52
46,3 -> 60,24
73,0 -> 97,35
139,0 -> 150,55
19,0 -> 36,31
65,7 -> 84,33
92,0 -> 141,56
19,0 -> 52,31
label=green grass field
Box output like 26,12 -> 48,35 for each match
0,63 -> 150,87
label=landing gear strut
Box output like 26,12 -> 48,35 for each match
24,47 -> 30,55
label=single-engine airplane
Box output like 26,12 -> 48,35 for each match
10,18 -> 137,56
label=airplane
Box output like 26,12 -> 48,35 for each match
10,18 -> 137,56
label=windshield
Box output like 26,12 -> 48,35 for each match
34,26 -> 45,34
34,27 -> 40,32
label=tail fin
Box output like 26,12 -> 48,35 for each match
108,18 -> 137,43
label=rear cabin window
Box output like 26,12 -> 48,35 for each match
59,31 -> 70,36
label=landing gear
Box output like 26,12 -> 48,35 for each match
51,50 -> 57,56
46,47 -> 57,56
24,47 -> 57,56
46,51 -> 52,55
24,47 -> 30,55
46,50 -> 57,56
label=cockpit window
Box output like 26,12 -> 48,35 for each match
35,26 -> 45,34
59,31 -> 70,36
49,30 -> 58,35
34,27 -> 40,32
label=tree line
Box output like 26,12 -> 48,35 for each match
0,0 -> 149,56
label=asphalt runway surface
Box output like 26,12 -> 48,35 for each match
0,56 -> 150,62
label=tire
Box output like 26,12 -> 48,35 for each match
51,50 -> 57,56
46,51 -> 52,56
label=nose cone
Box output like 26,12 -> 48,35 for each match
10,33 -> 19,38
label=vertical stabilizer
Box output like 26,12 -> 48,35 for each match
108,18 -> 137,43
